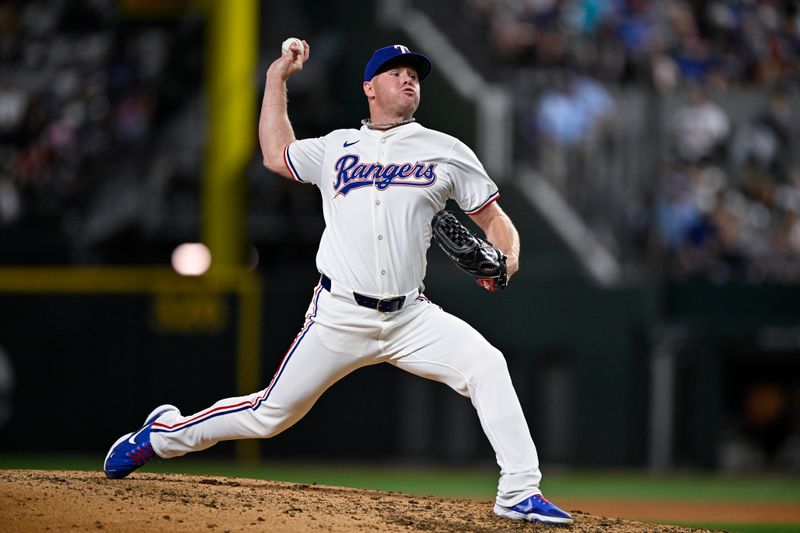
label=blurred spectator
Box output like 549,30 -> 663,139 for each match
0,84 -> 27,135
733,85 -> 794,184
572,74 -> 616,138
0,178 -> 20,224
654,166 -> 704,253
671,87 -> 731,164
532,72 -> 614,147
535,76 -> 592,149
527,72 -> 614,193
651,163 -> 745,280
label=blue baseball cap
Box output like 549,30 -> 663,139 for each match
363,44 -> 432,82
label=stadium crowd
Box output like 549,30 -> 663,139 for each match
0,0 -> 203,263
2,0 -> 800,281
465,0 -> 800,281
471,0 -> 798,88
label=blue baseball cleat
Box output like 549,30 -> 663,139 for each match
103,404 -> 178,479
494,494 -> 574,525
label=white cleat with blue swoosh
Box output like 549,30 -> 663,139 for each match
494,494 -> 574,525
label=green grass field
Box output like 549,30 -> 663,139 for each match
2,454 -> 799,532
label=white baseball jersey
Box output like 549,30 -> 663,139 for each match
283,122 -> 499,296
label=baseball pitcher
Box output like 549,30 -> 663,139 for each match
103,40 -> 572,525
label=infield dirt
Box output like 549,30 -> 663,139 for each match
0,469 -> 717,532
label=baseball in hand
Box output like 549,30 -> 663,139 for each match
281,37 -> 304,56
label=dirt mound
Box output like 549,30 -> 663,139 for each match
0,470 -> 713,532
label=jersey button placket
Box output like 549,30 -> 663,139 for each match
375,137 -> 389,292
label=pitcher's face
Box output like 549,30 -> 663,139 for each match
363,65 -> 420,117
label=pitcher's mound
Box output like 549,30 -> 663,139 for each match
1,470 -> 714,532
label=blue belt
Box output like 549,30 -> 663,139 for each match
320,274 -> 407,312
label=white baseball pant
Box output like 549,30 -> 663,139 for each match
150,278 -> 542,506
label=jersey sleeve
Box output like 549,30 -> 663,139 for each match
447,140 -> 500,215
283,136 -> 326,186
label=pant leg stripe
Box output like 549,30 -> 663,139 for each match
152,284 -> 324,434
150,404 -> 253,434
152,323 -> 314,434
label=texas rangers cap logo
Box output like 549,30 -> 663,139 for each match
363,44 -> 432,81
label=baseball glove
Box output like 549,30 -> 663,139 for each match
431,210 -> 508,292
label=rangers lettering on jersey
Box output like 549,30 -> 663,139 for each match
333,154 -> 437,196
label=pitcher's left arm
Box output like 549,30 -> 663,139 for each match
469,202 -> 520,279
